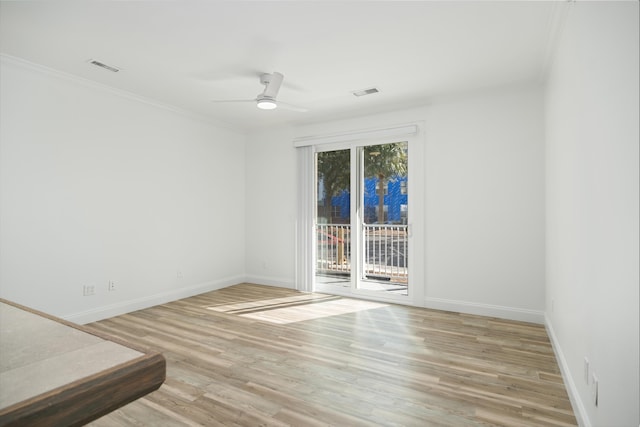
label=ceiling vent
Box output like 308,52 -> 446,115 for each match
88,59 -> 120,73
352,87 -> 379,97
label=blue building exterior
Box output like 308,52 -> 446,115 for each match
330,176 -> 407,224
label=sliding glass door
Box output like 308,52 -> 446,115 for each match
314,137 -> 421,305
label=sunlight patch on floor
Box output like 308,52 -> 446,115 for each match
238,298 -> 388,324
206,293 -> 335,315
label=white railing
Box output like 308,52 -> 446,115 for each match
316,224 -> 352,275
316,223 -> 408,283
363,224 -> 408,283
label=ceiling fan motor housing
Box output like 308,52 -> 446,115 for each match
260,73 -> 273,86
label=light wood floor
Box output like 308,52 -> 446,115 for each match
86,284 -> 576,426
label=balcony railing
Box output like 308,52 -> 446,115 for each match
316,223 -> 408,284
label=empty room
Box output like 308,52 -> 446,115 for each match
0,1 -> 638,426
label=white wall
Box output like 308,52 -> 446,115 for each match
0,57 -> 246,323
545,2 -> 639,426
245,126 -> 297,288
245,83 -> 546,322
423,87 -> 545,321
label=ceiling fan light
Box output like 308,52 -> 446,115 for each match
257,99 -> 277,110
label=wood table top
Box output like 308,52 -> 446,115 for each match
0,299 -> 165,427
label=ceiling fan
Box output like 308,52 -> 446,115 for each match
211,72 -> 308,112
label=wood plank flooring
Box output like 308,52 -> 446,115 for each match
86,284 -> 576,426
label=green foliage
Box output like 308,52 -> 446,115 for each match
317,142 -> 408,194
317,142 -> 408,223
364,142 -> 408,180
316,149 -> 350,203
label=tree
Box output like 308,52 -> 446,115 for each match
364,142 -> 408,223
316,142 -> 407,223
316,149 -> 350,223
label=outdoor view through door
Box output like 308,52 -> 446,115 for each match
315,141 -> 409,296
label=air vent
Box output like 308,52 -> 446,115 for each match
88,59 -> 120,73
352,87 -> 379,97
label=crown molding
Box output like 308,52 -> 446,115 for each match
0,53 -> 245,134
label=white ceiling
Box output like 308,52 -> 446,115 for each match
0,1 -> 560,132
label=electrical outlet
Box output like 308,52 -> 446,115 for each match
176,270 -> 183,279
83,285 -> 95,296
591,373 -> 598,406
108,280 -> 116,291
583,357 -> 590,384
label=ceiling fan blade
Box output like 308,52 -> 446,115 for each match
263,72 -> 284,98
278,101 -> 308,113
210,99 -> 255,104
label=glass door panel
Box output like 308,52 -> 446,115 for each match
315,149 -> 351,290
358,142 -> 409,296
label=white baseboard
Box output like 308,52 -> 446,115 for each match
545,314 -> 590,427
64,275 -> 244,324
424,296 -> 545,324
243,274 -> 296,290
